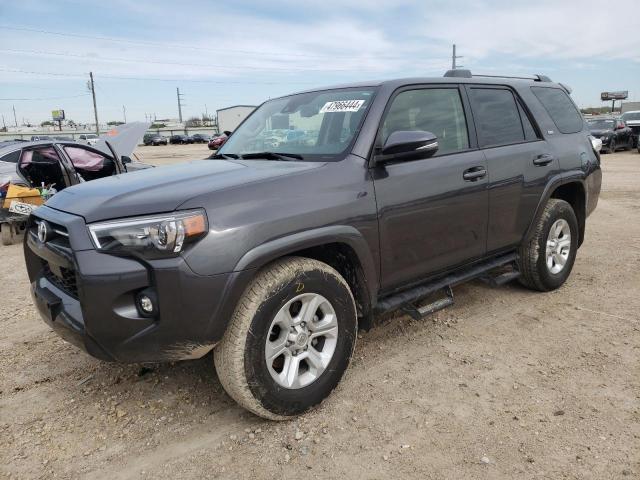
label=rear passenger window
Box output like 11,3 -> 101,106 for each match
382,88 -> 469,155
469,88 -> 524,147
531,87 -> 583,134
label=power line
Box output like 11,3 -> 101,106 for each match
0,47 -> 355,72
0,67 -> 317,85
0,93 -> 90,101
0,24 -> 408,61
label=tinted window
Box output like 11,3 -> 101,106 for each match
470,88 -> 524,147
531,87 -> 583,134
518,103 -> 539,141
0,150 -> 21,163
382,88 -> 469,155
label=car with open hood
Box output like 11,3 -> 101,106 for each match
1,123 -> 152,245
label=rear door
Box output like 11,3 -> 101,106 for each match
467,85 -> 558,252
372,85 -> 489,291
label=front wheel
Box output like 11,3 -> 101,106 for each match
609,138 -> 617,153
518,199 -> 578,292
214,257 -> 357,420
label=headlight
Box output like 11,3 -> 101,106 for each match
88,210 -> 207,256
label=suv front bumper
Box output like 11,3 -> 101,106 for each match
24,206 -> 252,363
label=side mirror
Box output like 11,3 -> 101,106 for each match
223,130 -> 232,137
374,130 -> 439,165
121,155 -> 132,164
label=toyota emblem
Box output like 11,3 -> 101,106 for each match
37,221 -> 50,243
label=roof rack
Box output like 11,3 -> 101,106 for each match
443,69 -> 552,82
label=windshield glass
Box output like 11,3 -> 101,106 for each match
587,119 -> 615,129
219,87 -> 375,160
86,134 -> 98,139
621,112 -> 640,121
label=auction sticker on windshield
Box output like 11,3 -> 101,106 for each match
320,100 -> 365,113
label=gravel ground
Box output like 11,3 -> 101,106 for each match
1,147 -> 639,479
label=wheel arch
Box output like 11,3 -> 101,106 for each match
525,174 -> 587,247
234,226 -> 378,330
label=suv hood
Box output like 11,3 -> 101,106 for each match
46,159 -> 324,222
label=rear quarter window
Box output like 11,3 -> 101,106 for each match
0,150 -> 21,163
531,87 -> 583,134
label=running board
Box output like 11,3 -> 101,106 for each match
479,269 -> 521,287
374,252 -> 518,315
402,286 -> 454,320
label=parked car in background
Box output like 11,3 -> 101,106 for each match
170,134 -> 193,145
620,110 -> 640,147
586,118 -> 633,153
143,133 -> 168,146
78,133 -> 100,146
191,133 -> 210,143
207,132 -> 229,150
23,71 -> 601,419
1,123 -> 152,245
30,135 -> 52,141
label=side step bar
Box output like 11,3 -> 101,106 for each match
402,286 -> 454,321
374,252 -> 518,317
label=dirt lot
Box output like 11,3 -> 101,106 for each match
1,147 -> 639,479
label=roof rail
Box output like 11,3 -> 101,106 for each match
443,70 -> 553,82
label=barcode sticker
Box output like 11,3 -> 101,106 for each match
320,100 -> 365,113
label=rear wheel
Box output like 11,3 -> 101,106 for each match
518,199 -> 578,291
214,257 -> 357,420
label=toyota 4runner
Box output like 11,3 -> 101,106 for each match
24,70 -> 602,419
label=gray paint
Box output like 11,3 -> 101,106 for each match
23,75 -> 602,363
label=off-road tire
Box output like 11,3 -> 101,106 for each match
214,257 -> 357,420
518,199 -> 578,292
1,224 -> 14,246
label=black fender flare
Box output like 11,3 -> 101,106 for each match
524,171 -> 587,245
234,225 -> 379,307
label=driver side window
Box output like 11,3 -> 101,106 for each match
382,88 -> 469,156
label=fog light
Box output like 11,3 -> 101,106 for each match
136,289 -> 158,317
139,295 -> 153,314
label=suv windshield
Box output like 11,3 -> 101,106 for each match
587,119 -> 615,130
621,112 -> 640,122
219,87 -> 375,160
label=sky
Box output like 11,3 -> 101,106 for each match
1,0 -> 639,126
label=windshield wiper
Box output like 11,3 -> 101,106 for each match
211,153 -> 239,159
240,151 -> 304,161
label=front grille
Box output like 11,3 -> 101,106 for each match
43,263 -> 79,298
31,219 -> 70,246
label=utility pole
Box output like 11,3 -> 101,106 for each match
122,105 -> 127,123
176,87 -> 184,124
89,72 -> 100,135
12,104 -> 18,127
204,104 -> 209,126
452,44 -> 463,70
1,114 -> 5,130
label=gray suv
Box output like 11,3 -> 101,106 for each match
24,70 -> 601,419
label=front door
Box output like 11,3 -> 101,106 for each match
372,86 -> 489,292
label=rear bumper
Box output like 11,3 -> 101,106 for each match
24,206 -> 253,363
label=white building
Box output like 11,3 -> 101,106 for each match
216,105 -> 256,133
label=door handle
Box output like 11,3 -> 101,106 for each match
533,153 -> 554,166
463,166 -> 487,181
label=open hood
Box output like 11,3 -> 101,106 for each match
93,122 -> 150,158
